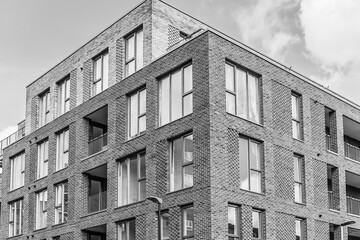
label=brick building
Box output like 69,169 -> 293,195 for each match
1,0 -> 360,239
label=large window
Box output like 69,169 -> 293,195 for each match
170,134 -> 193,192
239,137 -> 262,193
55,182 -> 68,224
39,90 -> 50,127
228,205 -> 239,240
295,218 -> 305,240
56,128 -> 69,171
128,88 -> 146,139
252,209 -> 263,239
159,64 -> 193,126
118,152 -> 146,206
9,199 -> 23,237
36,189 -> 48,229
226,62 -> 260,123
294,155 -> 304,203
125,28 -> 143,77
93,51 -> 109,96
182,206 -> 194,239
162,212 -> 170,240
57,77 -> 70,116
37,139 -> 48,179
10,152 -> 25,191
291,93 -> 302,139
118,219 -> 136,240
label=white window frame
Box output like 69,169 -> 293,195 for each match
35,189 -> 48,229
37,139 -> 48,179
182,205 -> 194,239
39,90 -> 50,128
252,209 -> 264,239
55,182 -> 68,224
228,205 -> 239,240
125,28 -> 143,77
117,219 -> 136,240
57,77 -> 70,116
10,152 -> 25,191
295,218 -> 305,240
92,51 -> 109,97
128,88 -> 146,139
294,155 -> 304,203
292,93 -> 302,139
9,199 -> 23,237
56,128 -> 69,171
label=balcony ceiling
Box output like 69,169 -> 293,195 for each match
86,164 -> 107,178
343,116 -> 360,141
84,224 -> 106,233
85,106 -> 108,125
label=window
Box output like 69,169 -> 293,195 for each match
239,137 -> 262,193
182,206 -> 194,239
162,212 -> 170,240
128,88 -> 146,139
9,199 -> 23,237
37,139 -> 48,179
294,155 -> 304,203
118,152 -> 146,206
226,62 -> 260,123
170,134 -> 193,192
125,28 -> 143,77
228,205 -> 239,240
118,219 -> 135,240
93,51 -> 109,96
252,209 -> 263,239
55,182 -> 68,224
159,64 -> 193,126
56,128 -> 69,171
57,77 -> 70,116
36,189 -> 48,229
295,218 -> 305,240
291,93 -> 302,139
39,90 -> 50,127
10,152 -> 25,190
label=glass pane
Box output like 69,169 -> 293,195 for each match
171,138 -> 183,191
95,58 -> 101,81
171,70 -> 182,121
248,74 -> 259,123
65,79 -> 70,99
226,92 -> 236,115
252,211 -> 260,238
129,94 -> 138,138
162,213 -> 170,239
183,65 -> 193,93
292,121 -> 300,139
292,95 -> 299,120
139,153 -> 146,178
159,77 -> 170,125
236,69 -> 247,119
129,157 -> 138,203
126,35 -> 135,61
183,207 -> 194,237
139,180 -> 146,201
294,157 -> 301,181
184,135 -> 193,163
65,100 -> 70,113
64,130 -> 69,151
295,183 -> 302,203
139,115 -> 146,133
239,138 -> 249,190
126,60 -> 135,76
249,141 -> 260,170
183,93 -> 193,116
136,30 -> 143,70
103,53 -> 109,89
120,223 -> 127,240
295,219 -> 301,237
228,206 -> 237,235
183,164 -> 193,188
129,219 -> 136,240
226,63 -> 235,92
139,89 -> 146,115
121,162 -> 128,205
250,171 -> 261,193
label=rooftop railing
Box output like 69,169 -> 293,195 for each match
0,127 -> 25,158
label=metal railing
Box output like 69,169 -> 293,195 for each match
0,127 -> 25,157
328,191 -> 335,209
344,142 -> 360,162
347,196 -> 360,215
88,133 -> 107,155
88,191 -> 107,213
326,134 -> 331,150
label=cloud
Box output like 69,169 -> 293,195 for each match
234,0 -> 301,61
0,125 -> 18,143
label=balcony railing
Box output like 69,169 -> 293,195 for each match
347,196 -> 360,215
344,142 -> 360,162
88,191 -> 107,213
326,134 -> 331,150
328,190 -> 335,209
0,127 -> 25,157
88,133 -> 107,155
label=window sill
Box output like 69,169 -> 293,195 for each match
294,201 -> 306,206
53,166 -> 69,174
166,186 -> 193,195
8,186 -> 24,194
326,150 -> 338,156
34,176 -> 48,183
125,133 -> 146,143
226,113 -> 264,127
115,200 -> 146,210
240,188 -> 264,196
52,222 -> 68,228
347,212 -> 360,218
81,148 -> 108,161
80,209 -> 107,218
345,157 -> 360,164
33,227 -> 47,232
293,138 -> 304,143
329,209 -> 340,213
156,114 -> 192,130
7,234 -> 23,239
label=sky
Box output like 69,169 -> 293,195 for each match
1,0 -> 360,140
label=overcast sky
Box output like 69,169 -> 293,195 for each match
1,0 -> 360,140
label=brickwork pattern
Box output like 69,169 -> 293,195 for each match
274,145 -> 293,201
313,159 -> 328,209
275,212 -> 295,240
311,99 -> 325,152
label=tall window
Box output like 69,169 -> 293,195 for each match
10,152 -> 25,190
39,90 -> 50,127
291,93 -> 302,139
295,218 -> 305,240
294,155 -> 304,203
159,64 -> 193,126
93,51 -> 109,96
226,62 -> 260,123
57,77 -> 70,116
56,128 -> 69,171
182,206 -> 194,239
118,219 -> 136,240
9,199 -> 23,237
125,28 -> 143,77
252,209 -> 263,239
36,190 -> 48,229
55,182 -> 68,224
37,139 -> 48,179
170,134 -> 193,192
228,205 -> 239,240
128,88 -> 146,139
118,152 -> 146,206
162,212 -> 170,240
239,137 -> 262,193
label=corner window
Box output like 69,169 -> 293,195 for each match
93,51 -> 109,96
291,93 -> 302,139
295,218 -> 305,240
294,155 -> 304,203
37,139 -> 48,179
239,136 -> 262,193
35,189 -> 48,229
56,128 -> 69,171
57,77 -> 70,116
128,88 -> 146,139
228,205 -> 239,240
226,62 -> 260,123
9,199 -> 23,237
118,152 -> 146,206
182,206 -> 194,239
252,209 -> 264,239
39,90 -> 50,127
10,152 -> 25,191
159,64 -> 193,126
125,28 -> 143,77
55,182 -> 68,224
118,219 -> 136,240
170,134 -> 193,192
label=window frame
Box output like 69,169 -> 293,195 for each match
54,181 -> 68,224
38,90 -> 50,128
57,77 -> 70,116
227,205 -> 239,240
56,128 -> 69,171
127,88 -> 147,139
117,218 -> 136,240
295,218 -> 305,240
161,211 -> 170,240
291,92 -> 302,140
37,139 -> 49,179
9,199 -> 23,237
10,151 -> 25,191
125,27 -> 143,77
294,154 -> 305,204
252,209 -> 264,240
92,50 -> 109,97
181,205 -> 194,239
35,189 -> 48,230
